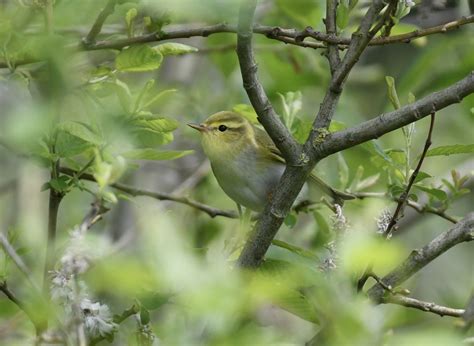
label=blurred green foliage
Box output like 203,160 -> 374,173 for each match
0,0 -> 473,345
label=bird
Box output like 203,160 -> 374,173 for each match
188,111 -> 353,212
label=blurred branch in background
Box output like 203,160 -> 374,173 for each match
367,212 -> 474,302
83,0 -> 118,45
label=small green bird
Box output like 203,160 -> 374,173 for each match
188,111 -> 353,212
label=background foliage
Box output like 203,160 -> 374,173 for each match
0,0 -> 473,345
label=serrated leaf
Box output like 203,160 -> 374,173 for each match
123,149 -> 193,161
153,42 -> 198,56
426,144 -> 474,157
58,122 -> 102,145
116,45 -> 163,72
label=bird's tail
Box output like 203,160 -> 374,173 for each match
308,173 -> 355,204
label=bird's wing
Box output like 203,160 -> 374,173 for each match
253,125 -> 355,202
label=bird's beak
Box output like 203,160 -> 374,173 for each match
187,123 -> 209,132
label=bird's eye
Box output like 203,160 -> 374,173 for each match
218,125 -> 227,132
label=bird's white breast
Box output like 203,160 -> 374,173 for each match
210,149 -> 284,211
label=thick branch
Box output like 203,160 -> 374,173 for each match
384,295 -> 465,317
58,167 -> 237,219
237,0 -> 391,268
367,212 -> 474,302
318,72 -> 474,157
236,0 -> 301,162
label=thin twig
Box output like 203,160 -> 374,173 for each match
384,113 -> 436,237
58,167 -> 238,219
324,0 -> 341,75
0,233 -> 41,293
0,281 -> 41,331
384,295 -> 465,318
83,0 -> 118,45
353,191 -> 457,224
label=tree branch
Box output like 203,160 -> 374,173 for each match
84,15 -> 474,51
58,167 -> 238,219
384,295 -> 465,317
237,0 -> 394,268
318,72 -> 474,157
236,0 -> 301,162
324,0 -> 341,75
2,16 -> 473,69
83,0 -> 118,45
367,212 -> 474,302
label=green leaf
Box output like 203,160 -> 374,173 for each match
312,211 -> 331,247
116,45 -> 163,72
385,76 -> 401,109
356,173 -> 380,191
49,176 -> 70,193
283,213 -> 298,229
277,291 -> 319,324
426,144 -> 474,157
232,104 -> 258,124
112,79 -> 132,113
132,117 -> 179,133
414,185 -> 448,201
125,8 -> 138,38
123,149 -> 193,161
413,171 -> 432,184
58,122 -> 102,145
139,307 -> 150,325
55,131 -> 93,158
271,239 -> 319,261
141,89 -> 177,110
337,152 -> 349,189
153,42 -> 198,56
133,79 -> 155,113
140,292 -> 171,310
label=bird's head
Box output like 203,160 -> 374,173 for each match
188,111 -> 256,161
